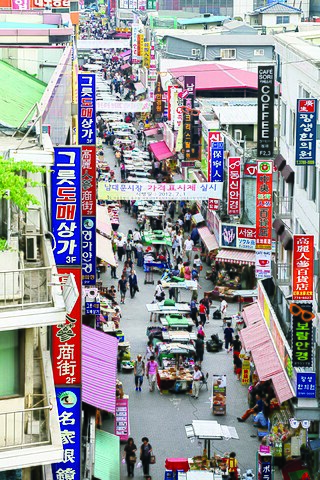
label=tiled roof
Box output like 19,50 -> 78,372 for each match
250,1 -> 302,15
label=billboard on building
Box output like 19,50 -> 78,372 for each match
255,160 -> 273,250
209,141 -> 224,183
78,73 -> 96,146
257,66 -> 274,158
292,235 -> 314,301
227,157 -> 241,215
291,302 -> 313,368
207,131 -> 222,181
295,99 -> 317,166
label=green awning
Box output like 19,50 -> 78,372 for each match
166,315 -> 188,326
0,60 -> 47,129
94,430 -> 120,480
142,231 -> 172,247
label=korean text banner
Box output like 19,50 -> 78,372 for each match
295,98 -> 317,166
291,303 -> 313,368
98,182 -> 223,201
207,131 -> 222,181
227,157 -> 241,215
82,146 -> 96,217
257,65 -> 274,158
221,223 -> 256,250
52,387 -> 81,480
292,235 -> 314,301
296,372 -> 316,399
78,73 -> 96,145
209,141 -> 224,183
256,160 -> 273,250
52,268 -> 82,385
52,147 -> 81,266
82,217 -> 96,286
97,100 -> 152,113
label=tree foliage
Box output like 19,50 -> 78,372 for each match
0,157 -> 46,212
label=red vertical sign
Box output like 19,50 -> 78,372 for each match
52,268 -> 82,385
207,131 -> 222,181
256,160 -> 273,250
292,235 -> 314,301
227,157 -> 241,215
82,145 -> 96,216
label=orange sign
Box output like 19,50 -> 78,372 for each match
292,235 -> 314,301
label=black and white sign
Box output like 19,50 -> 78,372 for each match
257,66 -> 274,158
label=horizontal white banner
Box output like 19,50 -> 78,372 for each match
98,182 -> 223,201
97,100 -> 151,113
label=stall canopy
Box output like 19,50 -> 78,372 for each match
198,226 -> 218,251
97,205 -> 112,236
215,249 -> 255,266
120,62 -> 131,70
144,126 -> 159,137
94,429 -> 120,480
240,303 -> 294,404
119,49 -> 131,58
82,325 -> 118,413
149,140 -> 174,161
97,233 -> 116,267
134,81 -> 146,95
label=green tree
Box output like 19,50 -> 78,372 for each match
0,157 -> 46,212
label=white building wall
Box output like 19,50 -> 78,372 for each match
233,0 -> 254,19
260,12 -> 301,27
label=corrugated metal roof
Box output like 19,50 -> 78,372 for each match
215,249 -> 256,265
82,325 -> 118,413
242,302 -> 263,327
177,16 -> 230,25
212,105 -> 258,125
198,226 -> 219,251
94,430 -> 120,480
250,1 -> 301,14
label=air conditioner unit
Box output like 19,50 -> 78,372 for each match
26,235 -> 37,261
234,129 -> 242,142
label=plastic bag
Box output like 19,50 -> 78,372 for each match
121,459 -> 126,465
136,461 -> 142,469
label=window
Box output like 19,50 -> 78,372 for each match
191,48 -> 201,56
254,49 -> 264,56
289,109 -> 295,146
281,101 -> 287,137
220,48 -> 236,59
276,15 -> 290,24
0,331 -> 21,397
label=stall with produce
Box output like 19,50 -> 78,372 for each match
157,342 -> 196,393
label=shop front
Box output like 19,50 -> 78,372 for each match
149,140 -> 176,182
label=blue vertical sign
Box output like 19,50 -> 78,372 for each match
52,387 -> 81,480
78,73 -> 96,145
82,216 -> 96,285
51,147 -> 82,266
261,461 -> 272,480
296,372 -> 316,398
295,98 -> 317,166
209,141 -> 224,182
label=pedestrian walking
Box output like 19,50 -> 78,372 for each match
140,437 -> 153,477
184,235 -> 194,262
227,452 -> 238,479
136,240 -> 144,267
146,355 -> 158,392
224,322 -> 234,350
111,260 -> 118,279
116,236 -> 126,262
128,269 -> 139,298
192,364 -> 202,399
220,297 -> 228,326
118,274 -> 128,304
190,298 -> 198,326
195,333 -> 204,365
184,210 -> 192,232
145,341 -> 155,361
123,437 -> 137,478
199,300 -> 207,327
134,354 -> 145,392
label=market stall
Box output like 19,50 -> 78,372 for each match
157,341 -> 195,393
160,314 -> 194,331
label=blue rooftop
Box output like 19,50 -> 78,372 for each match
177,16 -> 230,26
0,22 -> 58,29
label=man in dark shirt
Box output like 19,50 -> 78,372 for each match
190,226 -> 200,245
195,334 -> 204,365
237,393 -> 263,422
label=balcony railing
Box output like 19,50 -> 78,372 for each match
273,192 -> 293,219
0,266 -> 52,310
0,396 -> 51,450
272,262 -> 291,285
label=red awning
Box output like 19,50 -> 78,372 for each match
198,226 -> 218,252
149,140 -> 174,161
240,303 -> 295,404
144,127 -> 159,137
216,249 -> 255,266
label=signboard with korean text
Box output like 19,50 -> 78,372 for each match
85,300 -> 101,315
259,461 -> 272,480
295,99 -> 317,166
221,224 -> 256,250
255,250 -> 272,279
296,372 -> 316,398
97,100 -> 152,113
82,217 -> 96,286
209,141 -> 224,183
208,198 -> 220,211
78,73 -> 96,146
241,359 -> 250,385
52,147 -> 81,267
227,157 -> 241,215
31,0 -> 70,7
212,375 -> 226,415
52,387 -> 81,480
82,146 -> 96,217
52,268 -> 82,385
183,110 -> 192,161
131,23 -> 139,62
137,33 -> 144,57
257,66 -> 274,158
142,41 -> 150,68
184,75 -> 195,97
114,397 -> 130,441
207,132 -> 222,181
292,235 -> 314,301
98,182 -> 223,201
256,160 -> 273,250
291,303 -> 313,368
12,0 -> 29,8
153,74 -> 164,116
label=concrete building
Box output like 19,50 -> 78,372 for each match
246,1 -> 302,29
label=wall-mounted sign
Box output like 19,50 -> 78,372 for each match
227,157 -> 241,215
85,301 -> 101,315
209,141 -> 224,183
208,198 -> 220,211
257,65 -> 274,158
256,160 -> 273,250
292,235 -> 314,301
295,99 -> 317,166
207,131 -> 222,181
255,250 -> 272,279
78,73 -> 96,146
82,217 -> 96,286
291,302 -> 313,368
221,224 -> 256,251
296,372 -> 316,399
153,74 -> 164,116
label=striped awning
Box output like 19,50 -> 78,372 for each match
242,302 -> 263,327
82,325 -> 118,414
198,226 -> 218,252
97,205 -> 112,236
144,127 -> 159,137
216,249 -> 255,266
97,233 -> 116,267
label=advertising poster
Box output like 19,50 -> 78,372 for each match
295,99 -> 317,166
257,66 -> 274,158
256,160 -> 273,250
255,250 -> 272,279
227,157 -> 241,215
292,235 -> 314,301
209,141 -> 224,183
78,73 -> 96,146
291,303 -> 313,368
114,397 -> 130,441
52,387 -> 81,480
212,375 -> 226,415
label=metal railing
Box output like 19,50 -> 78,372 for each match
273,192 -> 293,219
272,262 -> 291,285
0,266 -> 52,310
0,400 -> 51,450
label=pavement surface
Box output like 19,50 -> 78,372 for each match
100,145 -> 283,480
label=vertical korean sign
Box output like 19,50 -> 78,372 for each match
78,73 -> 97,286
291,303 -> 313,368
51,147 -> 82,480
209,141 -> 224,183
207,131 -> 222,182
153,74 -> 164,117
257,66 -> 274,158
292,235 -> 314,301
256,160 -> 273,250
295,99 -> 317,166
227,157 -> 241,215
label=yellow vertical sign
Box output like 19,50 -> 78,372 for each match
143,41 -> 150,68
241,359 -> 250,385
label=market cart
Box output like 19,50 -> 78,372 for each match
160,314 -> 194,332
146,302 -> 191,322
157,342 -> 196,393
